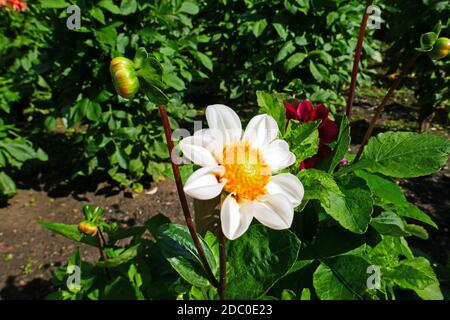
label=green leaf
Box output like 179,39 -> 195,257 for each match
226,224 -> 301,299
97,244 -> 140,268
404,224 -> 429,240
300,288 -> 311,300
2,141 -> 36,162
328,116 -> 350,173
385,257 -> 439,291
368,236 -> 413,267
155,223 -> 217,288
313,255 -> 372,300
163,72 -> 186,91
108,226 -> 146,244
0,171 -> 16,197
297,170 -> 373,234
360,132 -> 450,178
95,24 -> 118,48
90,7 -> 105,24
284,52 -> 307,72
133,48 -> 148,69
86,102 -> 102,122
252,19 -> 268,38
371,211 -> 408,237
355,171 -> 406,207
393,203 -> 437,229
273,23 -> 287,40
255,91 -> 288,135
309,61 -> 327,82
180,1 -> 199,15
195,52 -> 213,71
120,0 -> 137,15
356,170 -> 437,228
141,81 -> 169,105
41,0 -> 69,8
98,0 -> 121,14
38,221 -> 98,247
275,40 -> 295,63
114,148 -> 128,169
415,282 -> 444,300
298,225 -> 367,260
144,213 -> 171,236
284,120 -> 319,165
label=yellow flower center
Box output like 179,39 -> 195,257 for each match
222,142 -> 270,201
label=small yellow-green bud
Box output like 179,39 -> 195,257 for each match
110,57 -> 140,99
429,37 -> 450,61
77,221 -> 98,236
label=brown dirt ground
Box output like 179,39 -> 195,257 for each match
0,179 -> 185,299
0,91 -> 448,300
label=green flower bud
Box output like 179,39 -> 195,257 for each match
78,220 -> 98,236
110,57 -> 139,99
429,37 -> 450,61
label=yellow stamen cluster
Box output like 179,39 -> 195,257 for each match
222,142 -> 270,201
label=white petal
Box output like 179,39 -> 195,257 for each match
184,166 -> 225,200
194,128 -> 224,162
261,139 -> 296,172
243,114 -> 278,148
206,104 -> 242,145
244,194 -> 293,230
221,194 -> 253,240
266,173 -> 304,207
179,135 -> 218,167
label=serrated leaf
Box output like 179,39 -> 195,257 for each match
360,132 -> 450,178
313,255 -> 371,300
284,120 -> 319,165
298,170 -> 373,234
385,257 -> 439,292
371,211 -> 408,237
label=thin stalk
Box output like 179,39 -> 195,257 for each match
354,53 -> 420,161
218,227 -> 227,300
346,0 -> 373,118
96,231 -> 111,280
158,105 -> 219,289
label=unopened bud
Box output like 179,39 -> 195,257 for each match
110,57 -> 139,99
429,37 -> 450,61
77,221 -> 98,236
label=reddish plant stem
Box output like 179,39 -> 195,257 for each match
346,0 -> 373,118
355,53 -> 420,161
218,227 -> 227,300
96,231 -> 111,280
158,105 -> 219,289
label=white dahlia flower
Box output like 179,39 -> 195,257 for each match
179,104 -> 304,240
